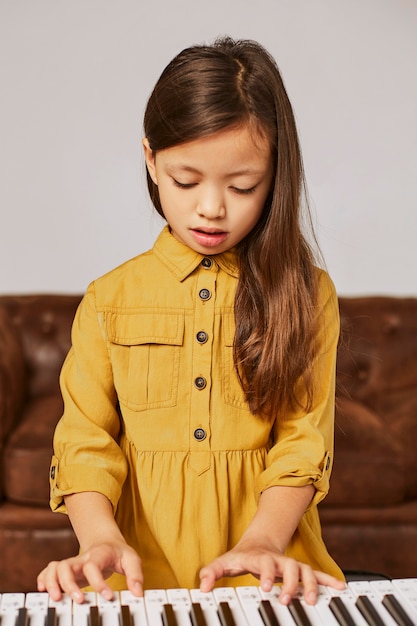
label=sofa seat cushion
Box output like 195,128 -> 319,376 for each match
3,395 -> 63,506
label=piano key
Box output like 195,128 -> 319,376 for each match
163,603 -> 179,626
217,601 -> 237,626
88,604 -> 101,626
235,586 -> 265,626
355,595 -> 387,626
44,606 -> 58,626
190,602 -> 209,626
119,604 -> 133,626
15,607 -> 29,626
260,587 -> 305,626
48,593 -> 73,626
190,589 -> 221,626
391,579 -> 417,618
0,593 -> 26,626
328,596 -> 357,626
72,591 -> 98,626
382,595 -> 416,626
166,588 -> 194,626
288,598 -> 313,626
368,581 -> 417,626
120,590 -> 148,625
145,588 -> 169,625
258,600 -> 280,626
212,588 -> 247,626
97,592 -> 124,626
349,582 -> 401,626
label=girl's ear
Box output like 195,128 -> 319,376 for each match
142,138 -> 158,185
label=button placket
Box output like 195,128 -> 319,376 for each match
189,264 -> 217,474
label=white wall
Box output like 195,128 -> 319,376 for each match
1,0 -> 416,296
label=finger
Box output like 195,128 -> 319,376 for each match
54,560 -> 86,604
122,552 -> 144,597
257,554 -> 278,593
37,563 -> 64,602
278,558 -> 301,605
299,564 -> 319,605
82,561 -> 114,600
314,570 -> 346,590
199,559 -> 227,592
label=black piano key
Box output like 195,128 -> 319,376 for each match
355,595 -> 386,626
15,607 -> 30,626
329,596 -> 357,626
190,602 -> 208,626
162,603 -> 178,626
217,601 -> 237,626
258,599 -> 281,626
88,605 -> 101,626
382,594 -> 415,626
45,606 -> 58,626
288,598 -> 313,626
119,604 -> 133,626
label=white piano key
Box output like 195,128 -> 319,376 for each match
213,587 -> 250,625
391,579 -> 417,620
0,593 -> 26,626
235,586 -> 265,626
348,581 -> 399,626
72,591 -> 98,626
97,592 -> 123,626
326,585 -> 369,626
259,587 -> 303,626
24,592 -> 50,626
48,593 -> 73,626
369,580 -> 417,624
144,588 -> 168,625
120,590 -> 148,625
166,588 -> 193,626
190,588 -> 222,626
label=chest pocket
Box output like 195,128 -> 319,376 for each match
223,313 -> 248,409
106,312 -> 184,411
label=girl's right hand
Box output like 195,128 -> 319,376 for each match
37,542 -> 144,603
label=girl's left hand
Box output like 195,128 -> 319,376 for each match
199,539 -> 345,605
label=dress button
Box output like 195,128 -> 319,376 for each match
199,288 -> 211,301
194,376 -> 207,390
196,331 -> 208,344
201,257 -> 212,269
193,428 -> 207,441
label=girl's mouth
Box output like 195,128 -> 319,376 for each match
191,228 -> 229,248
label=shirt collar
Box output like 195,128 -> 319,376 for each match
153,226 -> 239,281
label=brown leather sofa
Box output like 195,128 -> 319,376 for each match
0,293 -> 416,592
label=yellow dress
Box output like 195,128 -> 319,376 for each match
50,226 -> 343,590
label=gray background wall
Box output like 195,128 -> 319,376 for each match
1,0 -> 416,296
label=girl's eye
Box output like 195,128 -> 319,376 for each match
231,186 -> 257,195
173,179 -> 196,189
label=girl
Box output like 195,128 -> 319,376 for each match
38,36 -> 345,606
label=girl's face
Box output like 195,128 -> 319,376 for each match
143,124 -> 273,255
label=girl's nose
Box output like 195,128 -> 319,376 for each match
196,189 -> 226,219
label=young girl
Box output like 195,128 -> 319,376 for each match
38,36 -> 345,606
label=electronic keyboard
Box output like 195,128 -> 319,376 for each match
1,578 -> 417,625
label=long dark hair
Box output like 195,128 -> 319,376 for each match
144,36 -> 320,418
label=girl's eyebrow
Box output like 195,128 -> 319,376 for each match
167,164 -> 266,177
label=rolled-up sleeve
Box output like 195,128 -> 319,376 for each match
50,283 -> 128,514
255,270 -> 339,508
